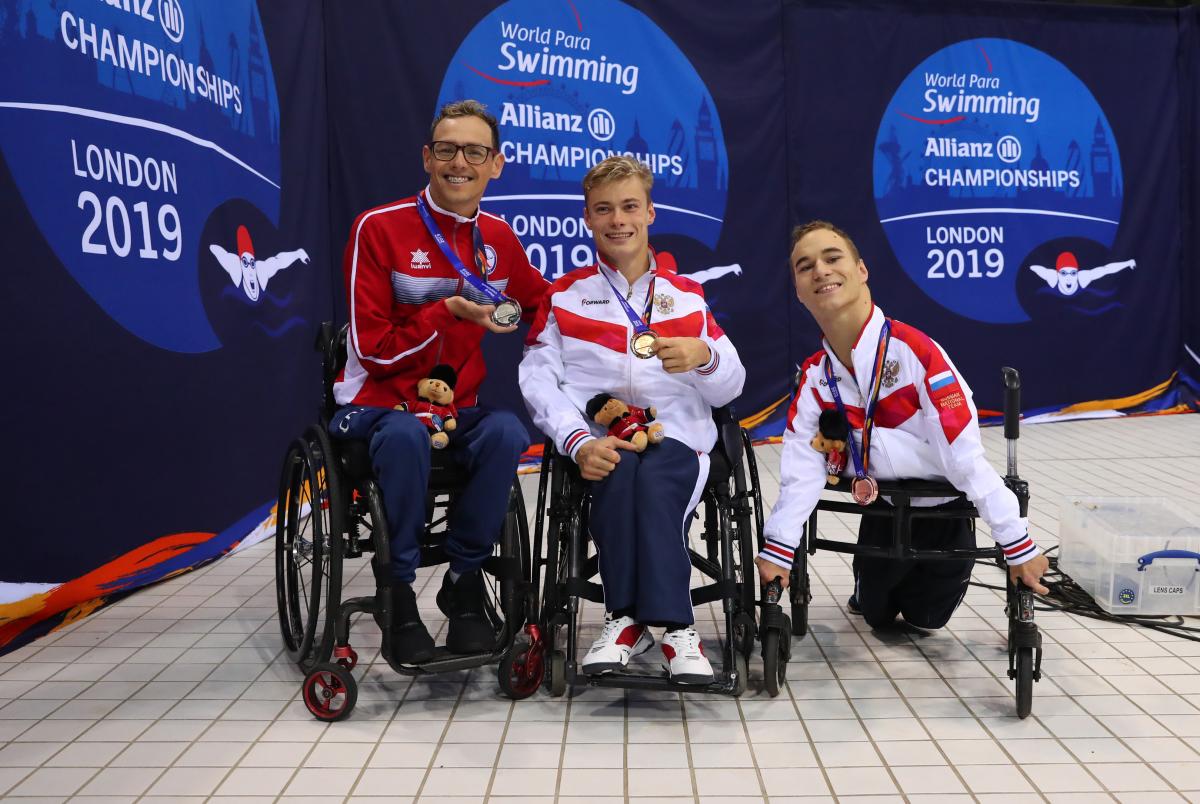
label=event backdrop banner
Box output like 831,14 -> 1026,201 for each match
4,0 -> 1197,655
786,0 -> 1192,419
1,0 -> 331,653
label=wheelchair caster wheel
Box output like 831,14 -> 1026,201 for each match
334,645 -> 358,672
761,629 -> 788,698
498,639 -> 544,700
1014,647 -> 1034,719
548,650 -> 567,697
302,663 -> 357,722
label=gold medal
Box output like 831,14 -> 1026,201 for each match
630,330 -> 658,359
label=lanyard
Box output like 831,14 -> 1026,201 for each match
599,262 -> 656,336
823,320 -> 892,480
415,195 -> 503,305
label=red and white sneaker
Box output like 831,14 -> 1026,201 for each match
581,616 -> 654,675
661,627 -> 714,685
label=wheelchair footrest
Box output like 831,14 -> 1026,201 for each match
582,668 -> 742,697
385,646 -> 506,676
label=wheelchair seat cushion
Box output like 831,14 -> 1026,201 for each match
335,438 -> 471,489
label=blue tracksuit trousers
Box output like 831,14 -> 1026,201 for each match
588,438 -> 709,626
328,405 -> 529,583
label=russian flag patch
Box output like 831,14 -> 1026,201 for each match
928,370 -> 956,392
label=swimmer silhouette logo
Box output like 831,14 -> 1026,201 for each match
0,0 -> 285,352
874,39 -> 1132,324
439,0 -> 738,285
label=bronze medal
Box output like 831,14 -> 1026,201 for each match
490,299 -> 522,327
851,476 -> 879,506
631,330 -> 658,359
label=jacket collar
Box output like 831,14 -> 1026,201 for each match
822,304 -> 885,387
597,250 -> 658,294
421,186 -> 480,224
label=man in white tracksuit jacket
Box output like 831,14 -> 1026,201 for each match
520,156 -> 745,683
756,221 -> 1049,629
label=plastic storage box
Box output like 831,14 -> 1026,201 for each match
1058,497 -> 1200,615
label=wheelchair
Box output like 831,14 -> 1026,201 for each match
788,367 -> 1042,718
530,407 -> 774,697
274,323 -> 539,721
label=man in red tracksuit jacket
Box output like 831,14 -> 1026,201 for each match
330,100 -> 548,665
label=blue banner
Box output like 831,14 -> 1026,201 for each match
785,0 -> 1191,417
1,0 -> 332,652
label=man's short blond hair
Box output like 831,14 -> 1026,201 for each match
790,220 -> 861,263
582,155 -> 654,201
431,99 -> 500,150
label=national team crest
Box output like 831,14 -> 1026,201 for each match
654,293 -> 675,315
410,249 -> 431,271
881,359 -> 900,388
482,244 -> 498,275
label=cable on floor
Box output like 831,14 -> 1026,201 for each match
969,545 -> 1200,643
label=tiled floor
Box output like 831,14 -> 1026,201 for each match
2,414 -> 1198,803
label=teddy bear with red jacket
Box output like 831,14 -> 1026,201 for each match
395,364 -> 458,449
585,392 -> 665,453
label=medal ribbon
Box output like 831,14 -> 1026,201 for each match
416,194 -> 505,305
823,320 -> 892,480
598,261 -> 656,336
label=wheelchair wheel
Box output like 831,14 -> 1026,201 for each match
1015,647 -> 1034,719
276,426 -> 343,670
790,550 -> 810,638
498,635 -> 544,700
302,662 -> 357,722
741,429 -> 765,539
731,433 -> 761,620
496,483 -> 530,643
762,629 -> 787,698
548,650 -> 567,697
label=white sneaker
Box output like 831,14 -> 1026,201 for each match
661,627 -> 715,685
581,616 -> 654,675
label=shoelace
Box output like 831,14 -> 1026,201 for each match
593,618 -> 627,648
668,628 -> 702,656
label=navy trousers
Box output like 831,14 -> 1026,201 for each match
588,438 -> 708,626
328,405 -> 529,583
852,505 -> 975,630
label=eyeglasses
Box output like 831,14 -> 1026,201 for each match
428,141 -> 494,165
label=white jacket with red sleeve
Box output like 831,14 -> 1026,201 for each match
519,255 -> 745,460
760,305 -> 1037,569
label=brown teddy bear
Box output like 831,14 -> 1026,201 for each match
396,364 -> 458,449
812,409 -> 850,485
585,393 -> 665,453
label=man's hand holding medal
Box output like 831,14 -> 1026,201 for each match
650,336 -> 712,374
444,296 -> 519,334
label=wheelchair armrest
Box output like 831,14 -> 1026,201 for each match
711,405 -> 744,469
825,477 -> 969,501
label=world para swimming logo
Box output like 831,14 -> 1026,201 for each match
874,38 -> 1123,324
437,0 -> 729,281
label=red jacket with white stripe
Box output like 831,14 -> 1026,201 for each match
760,306 -> 1038,569
519,255 -> 745,459
333,188 -> 549,409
